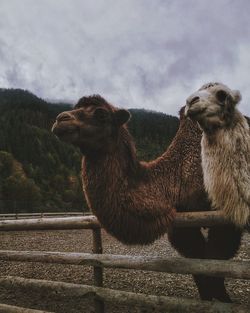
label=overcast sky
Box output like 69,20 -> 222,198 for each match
0,0 -> 250,116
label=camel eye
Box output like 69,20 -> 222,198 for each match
76,110 -> 85,119
216,90 -> 227,103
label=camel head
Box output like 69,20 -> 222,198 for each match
52,95 -> 131,154
184,82 -> 242,132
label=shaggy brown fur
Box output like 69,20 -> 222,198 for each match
52,95 -> 242,302
52,96 -> 209,244
185,82 -> 250,227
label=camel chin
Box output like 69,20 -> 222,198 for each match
52,123 -> 79,144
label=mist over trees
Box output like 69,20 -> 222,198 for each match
0,89 -> 179,213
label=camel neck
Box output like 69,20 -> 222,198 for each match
82,127 -> 175,245
84,127 -> 140,180
202,110 -> 248,145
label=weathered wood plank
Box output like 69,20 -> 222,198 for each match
0,276 -> 248,313
0,212 -> 224,231
0,212 -> 87,217
0,250 -> 248,279
0,215 -> 100,231
0,303 -> 53,313
92,228 -> 104,312
0,212 -> 247,231
173,211 -> 228,227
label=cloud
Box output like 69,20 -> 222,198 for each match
0,0 -> 250,115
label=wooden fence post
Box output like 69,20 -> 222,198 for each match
92,227 -> 104,313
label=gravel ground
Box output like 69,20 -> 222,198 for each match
0,229 -> 249,313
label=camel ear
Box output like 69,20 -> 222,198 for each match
225,90 -> 242,111
114,109 -> 131,126
232,90 -> 242,105
94,108 -> 110,123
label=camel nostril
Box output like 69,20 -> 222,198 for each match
56,112 -> 73,122
189,96 -> 200,106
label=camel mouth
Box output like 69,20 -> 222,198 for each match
186,107 -> 206,120
52,122 -> 79,142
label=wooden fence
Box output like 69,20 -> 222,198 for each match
0,211 -> 249,313
0,211 -> 90,220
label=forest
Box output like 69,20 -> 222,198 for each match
0,88 -> 179,213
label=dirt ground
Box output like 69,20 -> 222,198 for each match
0,228 -> 249,313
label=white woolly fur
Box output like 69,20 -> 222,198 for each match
202,110 -> 250,227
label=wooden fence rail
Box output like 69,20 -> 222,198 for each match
0,211 -> 236,232
0,212 -> 90,220
0,250 -> 249,280
0,215 -> 100,231
0,303 -> 53,313
0,276 -> 248,313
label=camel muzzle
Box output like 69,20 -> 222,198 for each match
56,112 -> 75,122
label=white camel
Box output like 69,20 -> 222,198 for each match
185,82 -> 250,227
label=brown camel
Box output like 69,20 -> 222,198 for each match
52,95 -> 242,302
185,82 -> 250,227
